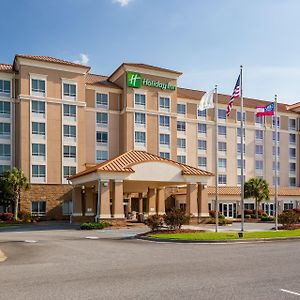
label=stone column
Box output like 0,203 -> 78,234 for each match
100,180 -> 111,219
138,193 -> 143,214
112,180 -> 125,219
72,187 -> 82,216
198,183 -> 209,217
156,188 -> 165,215
186,183 -> 198,217
147,188 -> 156,216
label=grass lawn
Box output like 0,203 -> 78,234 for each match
148,229 -> 300,241
0,223 -> 20,228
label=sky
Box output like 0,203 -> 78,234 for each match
1,0 -> 300,104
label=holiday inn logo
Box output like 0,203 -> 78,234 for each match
127,72 -> 141,88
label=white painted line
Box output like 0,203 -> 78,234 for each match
281,289 -> 300,296
24,240 -> 37,243
85,236 -> 99,240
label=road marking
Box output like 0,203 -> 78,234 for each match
24,240 -> 37,243
85,236 -> 99,240
281,289 -> 300,296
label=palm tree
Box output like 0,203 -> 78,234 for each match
2,168 -> 30,220
244,177 -> 270,219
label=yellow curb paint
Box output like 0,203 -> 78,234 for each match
0,250 -> 7,262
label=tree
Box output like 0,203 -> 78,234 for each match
2,168 -> 30,220
244,177 -> 270,219
0,177 -> 14,212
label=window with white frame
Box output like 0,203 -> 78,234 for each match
159,152 -> 170,159
289,162 -> 296,174
289,133 -> 296,144
159,96 -> 170,111
31,201 -> 46,216
218,158 -> 227,169
63,83 -> 76,98
177,121 -> 186,132
159,134 -> 170,146
256,160 -> 263,171
197,123 -> 207,134
272,176 -> 280,186
237,128 -> 246,138
218,174 -> 227,185
289,148 -> 296,159
0,101 -> 10,117
63,146 -> 76,158
272,146 -> 280,156
272,161 -> 280,171
255,130 -> 263,140
255,144 -> 263,155
159,115 -> 170,128
197,109 -> 207,118
135,131 -> 146,144
272,116 -> 280,128
96,93 -> 108,108
237,175 -> 246,186
0,144 -> 10,160
237,159 -> 245,169
289,177 -> 296,187
31,79 -> 45,94
134,93 -> 146,108
272,131 -> 280,142
255,115 -> 264,125
177,103 -> 186,115
96,150 -> 108,162
177,155 -> 186,164
32,122 -> 45,136
62,201 -> 73,216
237,111 -> 246,122
0,123 -> 10,138
32,100 -> 45,114
32,165 -> 46,178
218,109 -> 226,120
63,104 -> 76,118
218,142 -> 226,152
177,138 -> 186,149
237,143 -> 246,154
198,157 -> 207,168
218,125 -> 226,137
0,165 -> 10,175
63,166 -> 76,178
96,112 -> 108,126
96,131 -> 108,144
135,112 -> 146,125
284,202 -> 294,210
198,140 -> 207,151
0,80 -> 10,96
32,143 -> 46,157
289,118 -> 297,131
63,125 -> 76,138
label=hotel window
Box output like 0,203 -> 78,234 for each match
218,142 -> 226,152
134,112 -> 146,125
255,145 -> 263,155
135,131 -> 146,144
197,123 -> 207,134
159,97 -> 170,111
63,104 -> 76,117
197,109 -> 207,118
0,123 -> 10,138
218,174 -> 227,185
289,118 -> 297,131
96,150 -> 108,162
218,125 -> 226,137
198,140 -> 207,151
177,155 -> 186,164
289,177 -> 296,187
284,202 -> 294,210
237,159 -> 245,169
255,115 -> 264,126
32,122 -> 45,136
159,152 -> 170,159
238,175 -> 246,186
0,101 -> 10,117
96,112 -> 108,126
159,134 -> 170,146
159,115 -> 170,128
0,165 -> 10,175
245,203 -> 255,210
272,146 -> 280,156
31,79 -> 45,94
96,131 -> 108,144
289,148 -> 296,159
290,162 -> 296,174
272,116 -> 280,128
31,201 -> 46,216
32,100 -> 45,114
255,130 -> 263,140
218,158 -> 227,169
237,143 -> 246,154
198,157 -> 207,168
63,166 -> 76,178
177,103 -> 186,115
63,83 -> 76,98
177,138 -> 186,149
0,79 -> 10,96
256,160 -> 264,171
237,111 -> 246,122
272,161 -> 280,171
218,109 -> 226,120
272,131 -> 280,141
96,93 -> 108,108
289,133 -> 296,144
134,93 -> 146,108
32,143 -> 45,157
63,146 -> 76,158
63,125 -> 76,138
177,121 -> 186,132
32,165 -> 46,178
272,176 -> 280,186
237,128 -> 246,138
0,144 -> 10,160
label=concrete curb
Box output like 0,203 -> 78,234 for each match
0,249 -> 7,262
136,235 -> 300,244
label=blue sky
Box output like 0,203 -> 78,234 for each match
1,0 -> 300,104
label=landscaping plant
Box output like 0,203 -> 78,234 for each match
145,214 -> 163,231
163,208 -> 190,230
278,210 -> 299,229
80,221 -> 111,230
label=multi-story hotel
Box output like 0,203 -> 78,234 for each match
1,54 -> 300,220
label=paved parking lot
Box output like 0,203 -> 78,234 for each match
0,224 -> 299,299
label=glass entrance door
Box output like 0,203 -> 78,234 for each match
219,203 -> 236,218
262,203 -> 274,216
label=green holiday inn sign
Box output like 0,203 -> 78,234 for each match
127,72 -> 176,91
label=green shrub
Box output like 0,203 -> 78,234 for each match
245,214 -> 251,219
219,214 -> 225,220
18,210 -> 32,222
80,221 -> 110,230
278,211 -> 298,229
260,216 -> 274,222
163,208 -> 190,230
250,214 -> 256,219
145,214 -> 163,231
206,218 -> 232,225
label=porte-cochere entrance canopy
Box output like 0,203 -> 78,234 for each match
69,150 -> 214,220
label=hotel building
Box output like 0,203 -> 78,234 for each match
0,54 -> 300,220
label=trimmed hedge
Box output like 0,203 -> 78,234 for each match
80,221 -> 111,230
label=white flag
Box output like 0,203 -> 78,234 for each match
198,90 -> 214,111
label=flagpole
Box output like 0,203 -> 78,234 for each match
240,65 -> 245,232
274,94 -> 278,231
214,85 -> 219,232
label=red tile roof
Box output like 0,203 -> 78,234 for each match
0,64 -> 13,73
85,73 -> 121,89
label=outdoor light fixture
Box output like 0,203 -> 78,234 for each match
103,182 -> 108,187
81,185 -> 86,194
203,184 -> 207,189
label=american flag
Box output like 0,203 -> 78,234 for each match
226,75 -> 241,116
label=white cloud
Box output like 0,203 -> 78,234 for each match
113,0 -> 133,7
74,53 -> 89,65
